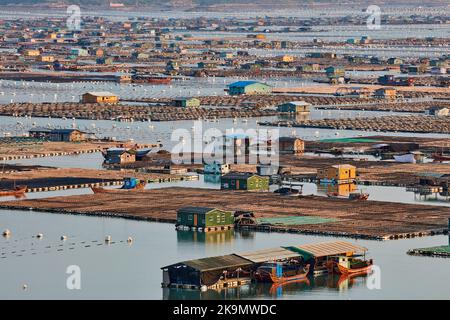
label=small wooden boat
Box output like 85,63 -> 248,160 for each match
326,192 -> 340,198
348,192 -> 369,201
254,262 -> 310,284
329,256 -> 373,275
91,178 -> 146,194
432,153 -> 450,162
268,277 -> 310,295
132,75 -> 172,85
0,185 -> 27,197
327,191 -> 369,201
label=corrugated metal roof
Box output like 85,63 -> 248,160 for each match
236,247 -> 300,263
331,164 -> 356,169
228,80 -> 259,87
285,101 -> 311,106
182,254 -> 253,272
177,207 -> 216,215
221,172 -> 257,180
293,241 -> 368,258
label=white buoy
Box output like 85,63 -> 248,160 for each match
105,235 -> 111,243
22,284 -> 28,290
127,237 -> 133,244
36,233 -> 43,239
3,229 -> 11,237
61,235 -> 67,241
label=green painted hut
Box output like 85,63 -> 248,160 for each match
176,207 -> 234,229
220,173 -> 269,191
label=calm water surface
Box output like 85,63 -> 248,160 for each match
0,209 -> 449,300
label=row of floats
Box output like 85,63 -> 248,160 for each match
161,241 -> 373,291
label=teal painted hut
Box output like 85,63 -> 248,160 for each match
227,81 -> 271,96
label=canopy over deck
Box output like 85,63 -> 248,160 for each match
236,247 -> 300,263
285,241 -> 368,261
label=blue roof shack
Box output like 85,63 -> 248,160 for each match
227,81 -> 271,96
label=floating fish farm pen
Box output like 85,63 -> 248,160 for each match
408,218 -> 450,258
161,241 -> 370,290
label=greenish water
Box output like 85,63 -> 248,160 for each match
1,209 -> 450,300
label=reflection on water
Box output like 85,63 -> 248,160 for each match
317,182 -> 357,197
177,229 -> 241,245
162,272 -> 370,300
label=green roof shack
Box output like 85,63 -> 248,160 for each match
176,207 -> 235,231
221,172 -> 270,191
227,81 -> 272,96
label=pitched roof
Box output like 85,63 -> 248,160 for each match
163,254 -> 253,272
84,91 -> 118,97
283,101 -> 311,106
288,241 -> 368,259
222,172 -> 261,180
228,80 -> 264,88
331,164 -> 356,169
177,207 -> 216,215
236,247 -> 300,263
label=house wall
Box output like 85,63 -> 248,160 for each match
82,94 -> 118,104
205,210 -> 234,227
279,139 -> 305,154
317,166 -> 356,181
177,210 -> 233,228
247,176 -> 270,191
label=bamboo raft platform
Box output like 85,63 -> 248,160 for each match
0,103 -> 278,122
259,115 -> 450,134
407,246 -> 450,258
1,187 -> 449,241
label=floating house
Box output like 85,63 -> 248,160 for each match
70,48 -> 89,57
103,148 -> 136,165
387,57 -> 403,65
162,254 -> 254,290
373,87 -> 397,100
36,55 -> 55,62
227,81 -> 271,96
426,106 -> 449,117
221,172 -> 269,191
277,101 -> 311,113
277,55 -> 294,63
317,164 -> 356,183
325,66 -> 345,78
204,161 -> 231,175
176,207 -> 235,232
256,164 -> 279,176
172,97 -> 201,108
23,49 -> 40,57
162,241 -> 369,290
277,137 -> 305,154
81,92 -> 119,104
418,173 -> 450,189
28,128 -> 87,142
